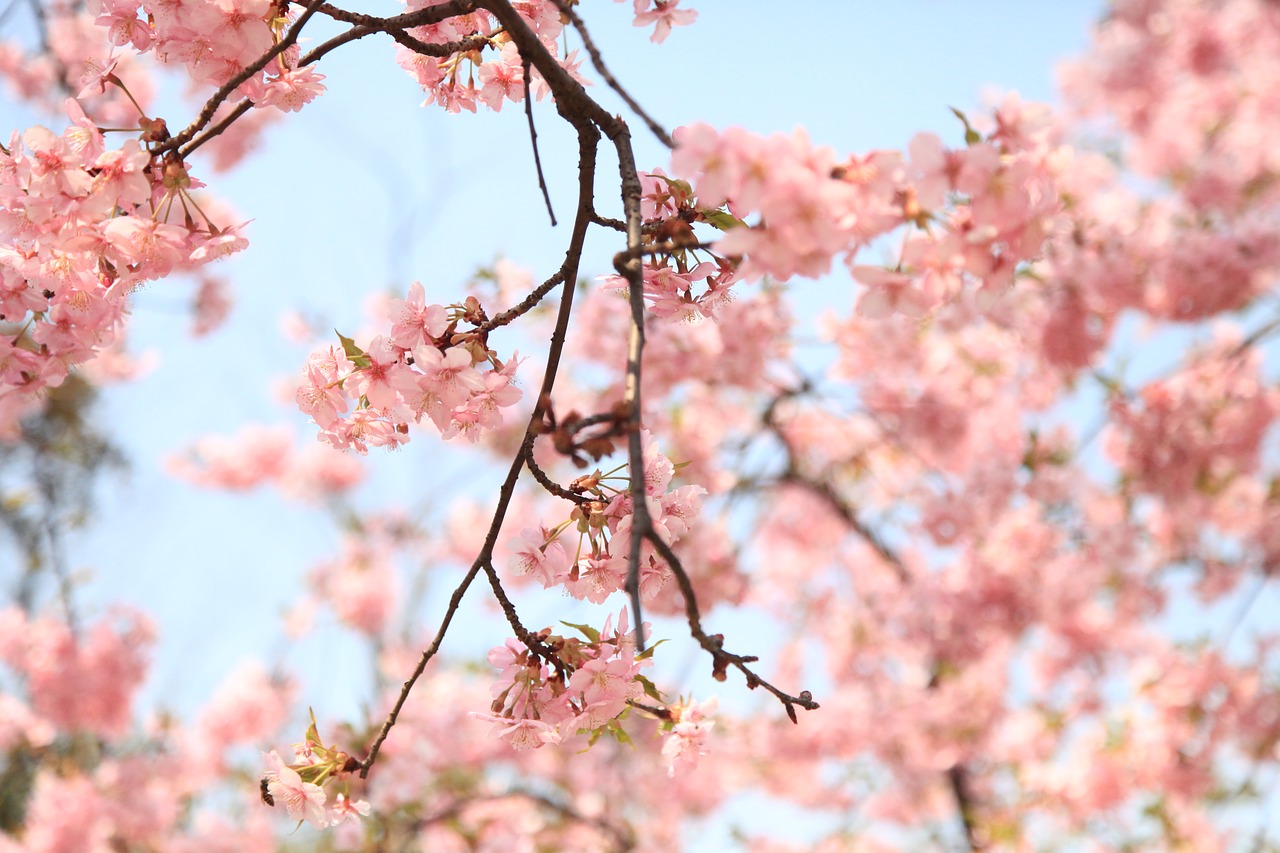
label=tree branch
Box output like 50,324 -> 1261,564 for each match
522,54 -> 557,226
555,0 -> 674,148
525,451 -> 590,504
644,530 -> 819,720
361,60 -> 603,772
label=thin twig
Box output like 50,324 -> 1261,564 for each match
474,271 -> 565,334
415,789 -> 636,852
590,211 -> 626,231
523,54 -> 557,226
362,61 -> 603,771
644,530 -> 819,718
555,0 -> 674,148
359,560 -> 483,775
178,101 -> 252,160
301,26 -> 490,68
312,0 -> 478,31
759,386 -> 912,583
481,555 -> 563,671
525,451 -> 589,503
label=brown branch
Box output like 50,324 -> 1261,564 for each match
645,530 -> 819,720
759,386 -> 912,584
555,0 -> 674,149
300,25 -> 491,68
762,389 -> 976,837
523,53 -> 557,226
361,54 -> 604,774
947,763 -> 983,850
359,561 -> 483,776
525,451 -> 590,504
312,0 -> 477,30
480,552 -> 565,676
474,271 -> 565,334
591,211 -> 627,231
563,411 -> 619,436
177,101 -> 252,160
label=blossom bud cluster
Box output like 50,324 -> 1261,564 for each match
473,608 -> 653,751
296,282 -> 522,452
261,711 -> 369,829
510,430 -> 705,603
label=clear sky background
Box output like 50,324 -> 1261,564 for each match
6,0 -> 1111,760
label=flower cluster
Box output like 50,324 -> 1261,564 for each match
510,431 -> 705,603
0,98 -> 247,436
392,1 -> 568,114
659,694 -> 717,776
295,283 -> 522,452
473,608 -> 656,751
668,96 -> 1064,314
89,0 -> 327,112
623,0 -> 698,44
261,712 -> 369,829
1105,339 -> 1277,503
389,0 -> 694,114
0,606 -> 153,740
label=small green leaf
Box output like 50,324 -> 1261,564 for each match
585,727 -> 604,748
335,330 -> 372,369
560,621 -> 601,643
635,638 -> 667,661
607,719 -> 634,747
949,106 -> 982,145
634,674 -> 664,703
305,707 -> 323,748
655,175 -> 695,197
702,208 -> 747,232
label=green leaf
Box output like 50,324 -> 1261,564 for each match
949,106 -> 982,146
305,707 -> 323,748
655,175 -> 695,197
560,621 -> 601,643
634,674 -> 665,703
581,727 -> 605,752
335,330 -> 372,369
635,638 -> 667,661
702,208 -> 747,232
607,719 -> 634,747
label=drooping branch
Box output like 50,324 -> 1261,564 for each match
644,530 -> 819,721
361,84 -> 604,774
